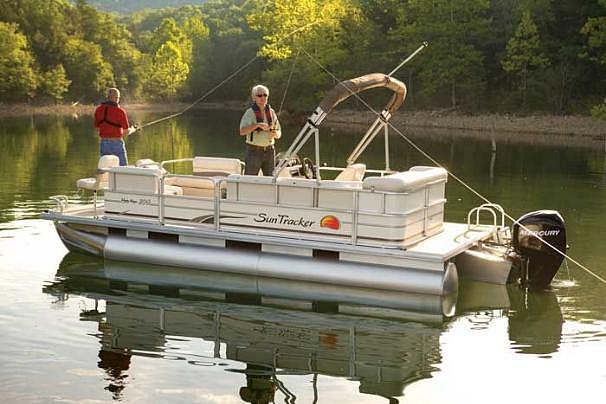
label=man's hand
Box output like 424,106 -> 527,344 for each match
127,126 -> 137,135
257,123 -> 270,131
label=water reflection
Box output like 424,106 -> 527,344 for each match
46,253 -> 448,402
42,253 -> 567,401
98,349 -> 131,399
238,364 -> 276,404
508,288 -> 563,355
458,279 -> 563,356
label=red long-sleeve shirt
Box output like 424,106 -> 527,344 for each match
94,101 -> 129,138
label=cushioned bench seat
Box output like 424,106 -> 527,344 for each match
193,156 -> 243,176
165,175 -> 217,198
108,166 -> 182,195
362,166 -> 447,192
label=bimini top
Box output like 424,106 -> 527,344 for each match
318,73 -> 407,118
276,73 -> 408,177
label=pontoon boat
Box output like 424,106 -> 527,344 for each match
42,73 -> 567,300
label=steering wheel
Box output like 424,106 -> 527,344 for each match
301,157 -> 316,179
275,152 -> 300,168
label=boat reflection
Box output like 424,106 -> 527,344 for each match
458,279 -> 564,355
507,286 -> 563,355
47,253 -> 452,401
44,253 -> 564,401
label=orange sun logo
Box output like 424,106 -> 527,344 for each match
320,215 -> 340,230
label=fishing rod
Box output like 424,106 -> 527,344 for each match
388,41 -> 428,77
295,43 -> 604,286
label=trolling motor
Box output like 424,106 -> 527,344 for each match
512,210 -> 567,289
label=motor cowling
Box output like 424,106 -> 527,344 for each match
512,210 -> 567,289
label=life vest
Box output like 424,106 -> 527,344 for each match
249,103 -> 273,142
96,101 -> 123,128
94,100 -> 129,138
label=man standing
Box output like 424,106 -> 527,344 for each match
239,84 -> 281,176
94,88 -> 134,166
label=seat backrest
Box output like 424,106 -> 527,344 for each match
136,158 -> 160,169
108,166 -> 163,193
362,166 -> 447,192
97,155 -> 120,189
193,156 -> 243,176
335,163 -> 366,181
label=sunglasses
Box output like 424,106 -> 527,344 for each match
256,94 -> 268,97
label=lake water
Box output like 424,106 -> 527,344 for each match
1,110 -> 605,403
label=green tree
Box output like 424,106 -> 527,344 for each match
502,11 -> 549,109
1,0 -> 73,68
73,0 -> 144,98
248,0 -> 369,109
183,13 -> 210,98
581,2 -> 606,67
248,0 -> 350,61
392,0 -> 492,109
63,37 -> 113,100
150,18 -> 191,60
146,41 -> 189,99
189,0 -> 263,101
0,22 -> 37,101
581,0 -> 606,117
38,65 -> 71,103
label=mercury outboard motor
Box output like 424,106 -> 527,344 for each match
512,210 -> 567,289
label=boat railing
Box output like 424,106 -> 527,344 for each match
467,203 -> 507,243
319,166 -> 395,177
214,177 -> 225,231
99,163 -> 443,247
157,171 -> 368,245
160,157 -> 194,170
49,195 -> 69,213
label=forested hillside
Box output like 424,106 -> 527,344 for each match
1,0 -> 605,116
87,0 -> 205,13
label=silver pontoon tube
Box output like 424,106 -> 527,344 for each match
56,222 -> 106,256
103,235 -> 457,297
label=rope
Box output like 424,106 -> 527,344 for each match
296,45 -> 605,285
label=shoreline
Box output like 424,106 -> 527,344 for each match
324,110 -> 606,138
1,102 -> 605,142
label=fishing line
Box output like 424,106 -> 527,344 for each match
296,45 -> 605,285
135,54 -> 260,131
132,21 -> 320,133
276,49 -> 299,118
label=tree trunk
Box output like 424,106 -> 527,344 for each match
557,62 -> 569,115
521,65 -> 527,110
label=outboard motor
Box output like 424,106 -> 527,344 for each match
512,210 -> 567,289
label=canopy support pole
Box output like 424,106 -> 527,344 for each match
314,128 -> 321,181
346,110 -> 391,166
384,123 -> 390,172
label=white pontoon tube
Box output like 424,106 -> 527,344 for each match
274,73 -> 407,178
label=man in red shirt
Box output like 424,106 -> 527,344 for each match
94,88 -> 134,166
